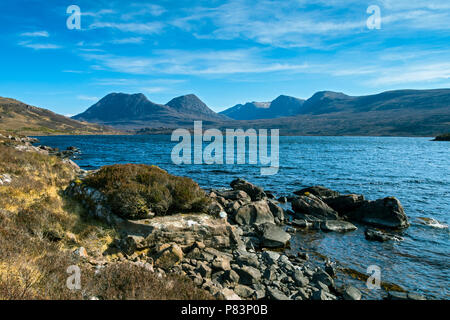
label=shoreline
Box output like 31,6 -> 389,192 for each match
0,133 -> 435,300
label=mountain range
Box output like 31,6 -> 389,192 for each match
73,93 -> 228,129
70,89 -> 450,136
1,89 -> 449,136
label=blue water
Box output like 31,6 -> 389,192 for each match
36,135 -> 449,299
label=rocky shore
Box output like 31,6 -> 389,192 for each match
63,162 -> 425,301
0,132 -> 427,300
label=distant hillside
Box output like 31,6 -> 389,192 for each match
0,97 -> 120,136
220,95 -> 305,120
73,93 -> 228,129
301,89 -> 450,114
221,89 -> 450,119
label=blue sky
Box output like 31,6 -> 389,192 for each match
0,0 -> 449,115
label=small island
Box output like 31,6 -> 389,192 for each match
433,133 -> 450,141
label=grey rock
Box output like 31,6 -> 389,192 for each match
292,194 -> 339,220
234,285 -> 255,298
324,194 -> 365,214
235,266 -> 261,285
234,200 -> 275,226
267,287 -> 291,300
257,223 -> 291,248
267,200 -> 285,221
294,186 -> 340,199
231,178 -> 266,201
342,286 -> 362,300
347,197 -> 409,229
262,250 -> 280,264
293,270 -> 309,287
365,228 -> 403,242
312,289 -> 337,300
321,220 -> 357,233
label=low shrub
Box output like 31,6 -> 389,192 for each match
83,164 -> 210,219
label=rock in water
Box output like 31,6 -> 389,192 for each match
324,194 -> 365,213
364,228 -> 403,242
342,286 -> 362,300
234,200 -> 275,225
291,194 -> 338,220
230,178 -> 266,201
320,220 -> 357,232
294,186 -> 340,199
347,197 -> 409,229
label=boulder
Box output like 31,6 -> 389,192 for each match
212,257 -> 231,271
294,186 -> 340,199
291,219 -> 312,228
221,269 -> 240,285
312,289 -> 337,300
143,214 -> 242,250
236,253 -> 260,268
257,223 -> 291,248
235,266 -> 261,285
293,270 -> 309,287
234,285 -> 255,299
267,200 -> 285,221
347,197 -> 409,229
291,194 -> 338,220
364,228 -> 403,242
342,286 -> 362,300
234,200 -> 275,225
230,178 -> 266,201
217,288 -> 241,300
216,189 -> 251,202
324,194 -> 365,214
320,220 -> 357,233
266,287 -> 290,300
261,251 -> 280,264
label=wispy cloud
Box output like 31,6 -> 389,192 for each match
370,63 -> 450,85
82,49 -> 310,75
110,37 -> 144,44
121,4 -> 166,20
89,22 -> 164,34
77,95 -> 99,102
20,31 -> 49,37
18,41 -> 61,50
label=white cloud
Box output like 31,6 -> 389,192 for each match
20,31 -> 49,37
18,41 -> 61,50
82,49 -> 310,76
77,95 -> 99,102
121,4 -> 166,20
89,22 -> 164,34
143,87 -> 168,94
370,63 -> 450,85
111,37 -> 144,44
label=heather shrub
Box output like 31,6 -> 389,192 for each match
83,164 -> 210,219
